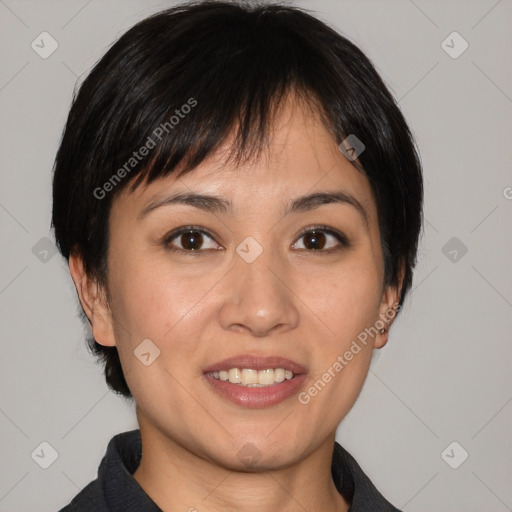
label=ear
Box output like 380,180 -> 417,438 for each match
374,264 -> 405,349
68,250 -> 116,347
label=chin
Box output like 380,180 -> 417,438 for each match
214,436 -> 304,472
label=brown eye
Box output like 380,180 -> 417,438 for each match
292,227 -> 349,252
302,230 -> 327,250
165,227 -> 220,253
179,231 -> 204,251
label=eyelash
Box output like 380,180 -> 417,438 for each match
163,224 -> 350,255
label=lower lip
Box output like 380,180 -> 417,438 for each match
204,373 -> 308,408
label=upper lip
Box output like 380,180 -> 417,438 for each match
203,354 -> 307,374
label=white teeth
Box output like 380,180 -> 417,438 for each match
208,367 -> 295,386
258,369 -> 275,385
228,368 -> 241,383
274,368 -> 285,383
241,369 -> 258,385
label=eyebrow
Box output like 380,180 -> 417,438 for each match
137,190 -> 369,227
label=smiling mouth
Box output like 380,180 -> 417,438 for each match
203,355 -> 307,407
207,368 -> 295,387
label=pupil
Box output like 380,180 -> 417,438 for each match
182,231 -> 203,250
305,231 -> 325,250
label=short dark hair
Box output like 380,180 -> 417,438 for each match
52,0 -> 423,399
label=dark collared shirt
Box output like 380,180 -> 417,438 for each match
58,430 -> 402,511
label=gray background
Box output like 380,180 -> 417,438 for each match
1,0 -> 511,510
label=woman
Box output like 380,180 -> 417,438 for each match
52,1 -> 423,510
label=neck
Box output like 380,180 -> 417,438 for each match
132,421 -> 349,512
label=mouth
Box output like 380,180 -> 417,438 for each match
203,355 -> 307,407
206,367 -> 295,387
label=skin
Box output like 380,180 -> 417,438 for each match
70,93 -> 403,512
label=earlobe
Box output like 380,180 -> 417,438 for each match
375,272 -> 404,350
374,290 -> 398,349
68,251 -> 116,347
68,251 -> 94,320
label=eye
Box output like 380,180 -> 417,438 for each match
292,226 -> 349,252
164,226 -> 221,253
163,225 -> 349,254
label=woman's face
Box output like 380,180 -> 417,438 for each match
83,95 -> 400,470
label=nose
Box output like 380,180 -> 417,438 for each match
218,242 -> 300,337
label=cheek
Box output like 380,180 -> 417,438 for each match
305,252 -> 382,343
296,253 -> 382,412
106,246 -> 223,389
107,241 -> 201,340
107,257 -> 212,414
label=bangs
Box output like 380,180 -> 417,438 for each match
74,2 -> 360,199
127,84 -> 318,193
